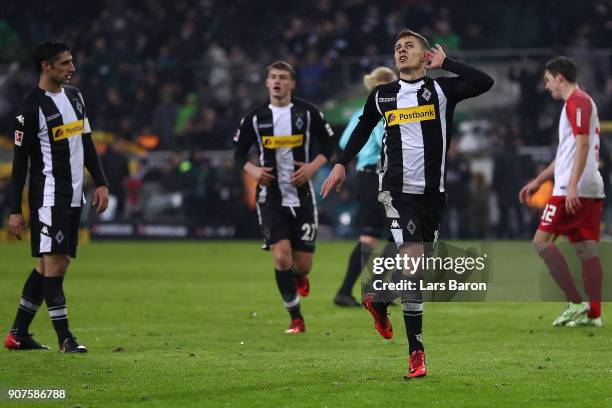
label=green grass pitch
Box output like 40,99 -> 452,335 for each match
0,241 -> 610,407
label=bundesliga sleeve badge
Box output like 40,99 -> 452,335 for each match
14,130 -> 24,146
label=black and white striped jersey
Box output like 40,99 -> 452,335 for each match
235,98 -> 335,207
9,86 -> 108,213
338,58 -> 493,195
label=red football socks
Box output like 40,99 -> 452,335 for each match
582,256 -> 602,318
539,245 -> 582,304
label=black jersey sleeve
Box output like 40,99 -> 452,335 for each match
9,103 -> 38,214
336,88 -> 382,166
309,108 -> 335,160
436,58 -> 494,102
79,94 -> 109,188
234,113 -> 257,167
83,134 -> 109,188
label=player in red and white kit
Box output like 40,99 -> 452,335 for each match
520,56 -> 604,327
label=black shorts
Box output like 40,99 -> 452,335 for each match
357,168 -> 386,238
378,191 -> 446,247
31,206 -> 81,258
256,202 -> 317,253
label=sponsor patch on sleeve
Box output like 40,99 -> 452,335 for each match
14,130 -> 23,146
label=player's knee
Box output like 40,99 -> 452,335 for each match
573,242 -> 598,261
532,235 -> 551,253
35,259 -> 45,274
273,251 -> 292,270
44,256 -> 70,276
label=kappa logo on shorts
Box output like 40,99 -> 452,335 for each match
55,230 -> 65,244
41,225 -> 50,236
391,219 -> 400,229
407,219 -> 416,235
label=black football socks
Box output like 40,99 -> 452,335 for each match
43,276 -> 71,342
11,269 -> 45,335
403,302 -> 424,353
338,242 -> 370,296
275,268 -> 302,320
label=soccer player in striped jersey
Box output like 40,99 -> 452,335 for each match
519,56 -> 604,328
4,41 -> 109,352
322,29 -> 493,378
334,67 -> 397,307
234,61 -> 335,334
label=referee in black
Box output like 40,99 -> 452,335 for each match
4,41 -> 109,352
322,29 -> 493,378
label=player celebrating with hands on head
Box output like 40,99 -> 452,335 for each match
5,41 -> 109,353
235,61 -> 335,334
519,56 -> 604,328
322,29 -> 493,378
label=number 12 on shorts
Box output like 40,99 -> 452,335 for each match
301,223 -> 316,241
541,203 -> 557,223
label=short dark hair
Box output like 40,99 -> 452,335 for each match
32,40 -> 71,72
394,29 -> 430,51
545,56 -> 577,83
266,61 -> 295,79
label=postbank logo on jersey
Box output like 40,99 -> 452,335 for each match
385,104 -> 436,126
51,120 -> 84,141
262,134 -> 304,149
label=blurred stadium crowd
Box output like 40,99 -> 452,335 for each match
1,0 -> 612,239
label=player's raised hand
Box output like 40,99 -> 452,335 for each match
426,44 -> 446,69
8,213 -> 25,240
320,164 -> 346,198
291,161 -> 315,187
518,179 -> 540,204
92,186 -> 110,214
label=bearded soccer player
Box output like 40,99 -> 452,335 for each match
519,56 -> 604,328
4,41 -> 109,352
322,29 -> 493,378
234,61 -> 335,334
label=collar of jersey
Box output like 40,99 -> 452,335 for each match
38,87 -> 65,97
399,77 -> 425,84
268,102 -> 293,110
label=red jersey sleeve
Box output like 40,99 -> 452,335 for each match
565,90 -> 592,136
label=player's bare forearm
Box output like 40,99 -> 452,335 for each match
568,134 -> 589,188
309,154 -> 328,172
243,161 -> 257,174
535,160 -> 556,184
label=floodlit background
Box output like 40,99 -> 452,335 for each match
1,0 -> 611,242
1,2 -> 612,407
